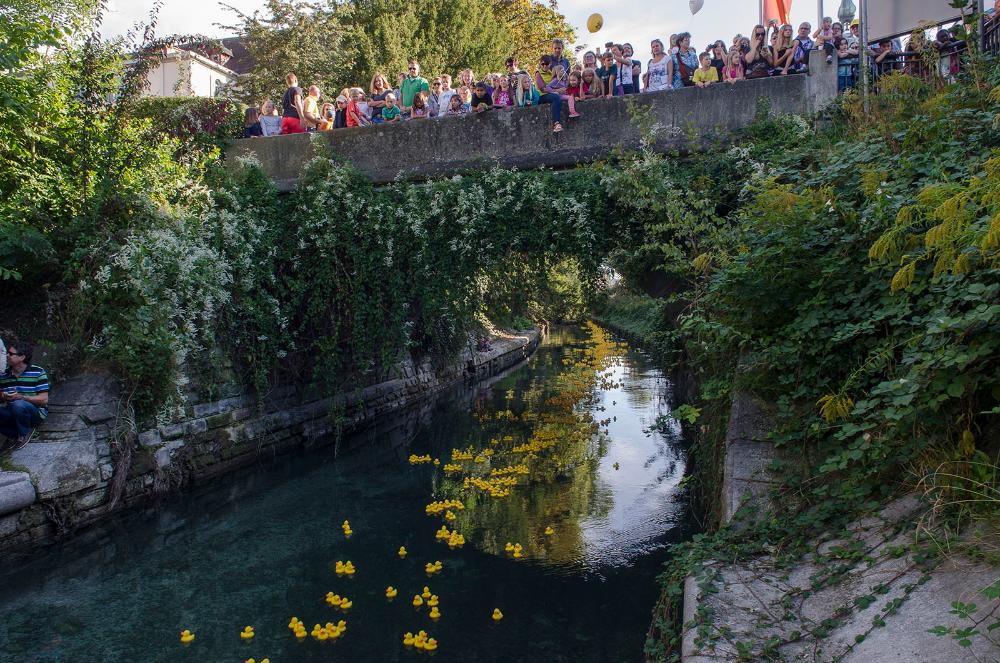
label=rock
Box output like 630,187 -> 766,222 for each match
0,472 -> 36,516
10,436 -> 100,499
138,429 -> 161,448
720,390 -> 778,524
48,371 -> 119,407
154,440 -> 184,470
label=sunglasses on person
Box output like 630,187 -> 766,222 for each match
6,349 -> 23,356
408,67 -> 418,71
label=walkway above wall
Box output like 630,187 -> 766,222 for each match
226,51 -> 837,189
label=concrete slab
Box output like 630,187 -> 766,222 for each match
0,471 -> 36,515
682,496 -> 1000,662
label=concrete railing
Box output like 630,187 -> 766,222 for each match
226,51 -> 837,189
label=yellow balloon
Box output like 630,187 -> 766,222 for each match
587,13 -> 603,34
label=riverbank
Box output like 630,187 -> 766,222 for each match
595,289 -> 1000,663
0,329 -> 541,556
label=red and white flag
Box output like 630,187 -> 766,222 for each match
764,0 -> 793,25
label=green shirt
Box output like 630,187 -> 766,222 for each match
400,76 -> 429,107
382,105 -> 401,121
1,365 -> 50,419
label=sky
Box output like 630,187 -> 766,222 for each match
101,0 -> 834,69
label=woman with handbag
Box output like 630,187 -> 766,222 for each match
672,33 -> 699,88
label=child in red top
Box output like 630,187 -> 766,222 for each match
563,70 -> 585,118
347,87 -> 362,127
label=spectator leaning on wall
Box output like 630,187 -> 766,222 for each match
0,339 -> 49,452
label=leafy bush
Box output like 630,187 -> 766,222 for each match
133,96 -> 245,146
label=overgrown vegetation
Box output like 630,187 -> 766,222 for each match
587,15 -> 1000,660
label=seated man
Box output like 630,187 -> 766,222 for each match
0,340 -> 49,451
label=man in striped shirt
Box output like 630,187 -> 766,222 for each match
0,340 -> 49,451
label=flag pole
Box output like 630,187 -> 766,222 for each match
759,0 -> 764,26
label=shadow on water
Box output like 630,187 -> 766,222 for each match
0,324 -> 695,663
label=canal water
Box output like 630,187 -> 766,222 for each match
0,324 -> 692,662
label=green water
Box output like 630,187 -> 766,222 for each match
0,325 -> 692,662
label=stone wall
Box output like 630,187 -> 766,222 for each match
0,330 -> 541,555
226,51 -> 838,189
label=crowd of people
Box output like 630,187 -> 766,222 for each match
242,27 -> 821,136
229,19 -> 977,136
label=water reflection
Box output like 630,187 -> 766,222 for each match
0,323 -> 691,662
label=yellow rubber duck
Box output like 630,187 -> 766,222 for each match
492,608 -> 504,622
240,626 -> 255,640
326,592 -> 343,606
544,526 -> 555,536
504,542 -> 514,553
403,632 -> 415,647
421,586 -> 432,599
179,629 -> 195,644
385,585 -> 398,599
398,546 -> 408,558
513,549 -> 523,559
316,627 -> 329,641
294,626 -> 307,639
429,606 -> 441,620
344,561 -> 356,576
424,637 -> 438,651
444,510 -> 456,521
412,594 -> 424,607
427,595 -> 439,607
340,599 -> 353,610
335,560 -> 345,575
245,658 -> 256,663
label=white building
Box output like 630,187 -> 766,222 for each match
144,46 -> 239,98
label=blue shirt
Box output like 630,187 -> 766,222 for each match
672,50 -> 699,88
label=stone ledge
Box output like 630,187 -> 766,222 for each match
10,434 -> 100,500
0,472 -> 36,516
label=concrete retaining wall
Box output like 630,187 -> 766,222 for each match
0,330 -> 540,555
226,51 -> 837,189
